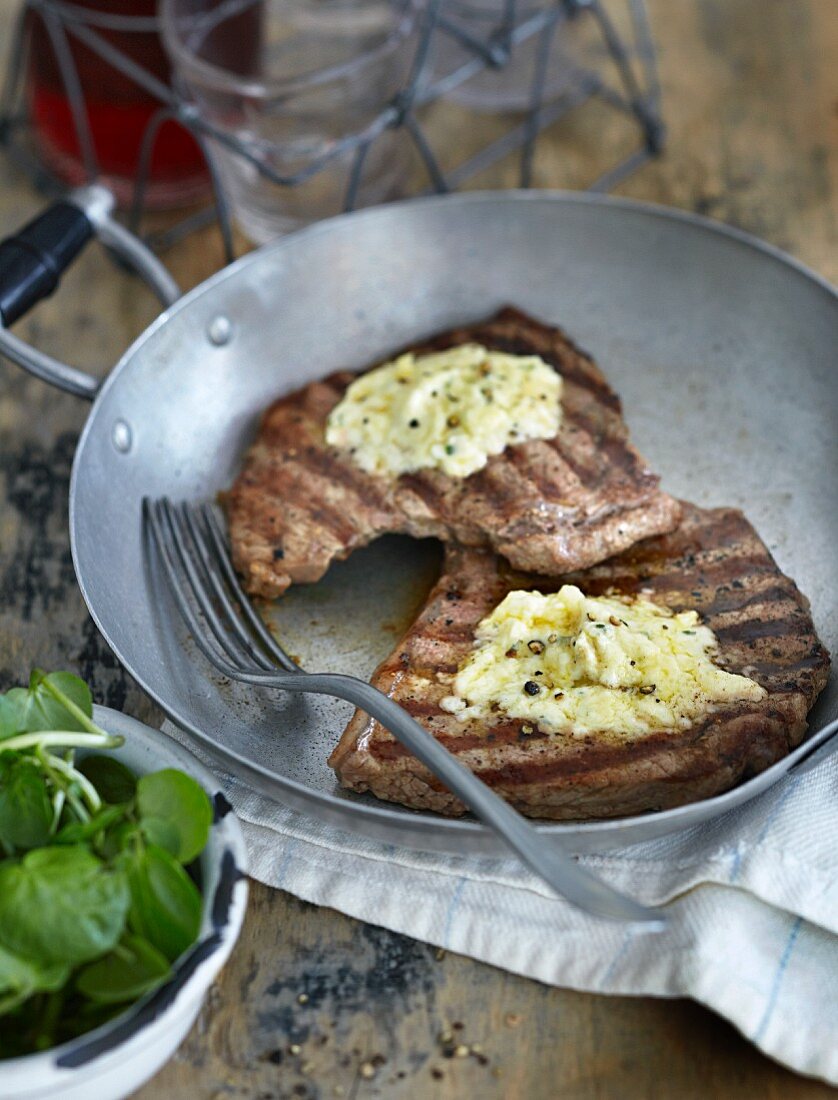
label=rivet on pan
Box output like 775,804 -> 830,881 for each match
207,315 -> 233,346
112,419 -> 132,453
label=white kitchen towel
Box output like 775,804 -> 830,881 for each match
163,721 -> 838,1084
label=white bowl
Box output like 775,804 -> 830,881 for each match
0,706 -> 249,1100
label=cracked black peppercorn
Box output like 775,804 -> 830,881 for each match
523,680 -> 540,696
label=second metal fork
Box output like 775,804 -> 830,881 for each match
144,496 -> 666,928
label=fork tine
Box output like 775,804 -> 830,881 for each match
155,499 -> 265,674
143,498 -> 240,681
198,503 -> 300,674
175,502 -> 276,673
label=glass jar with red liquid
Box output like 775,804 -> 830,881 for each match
26,0 -> 211,208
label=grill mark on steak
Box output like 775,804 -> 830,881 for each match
714,614 -> 806,644
293,444 -> 392,510
254,458 -> 361,544
470,706 -> 794,787
512,440 -> 589,501
548,438 -> 607,492
564,552 -> 777,601
227,307 -> 681,598
696,582 -> 790,616
459,458 -> 545,526
329,503 -> 830,820
393,471 -> 445,516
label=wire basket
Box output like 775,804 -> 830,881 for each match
0,0 -> 664,265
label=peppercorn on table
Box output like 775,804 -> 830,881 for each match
0,0 -> 835,1096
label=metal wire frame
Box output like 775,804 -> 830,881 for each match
0,0 -> 664,265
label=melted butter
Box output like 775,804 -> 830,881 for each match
441,586 -> 766,738
325,343 -> 561,479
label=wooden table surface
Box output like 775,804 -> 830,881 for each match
0,1 -> 835,1096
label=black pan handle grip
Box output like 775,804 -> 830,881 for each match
0,186 -> 180,400
0,201 -> 94,326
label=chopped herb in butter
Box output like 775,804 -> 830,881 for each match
441,586 -> 766,737
325,343 -> 561,479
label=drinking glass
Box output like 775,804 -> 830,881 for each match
26,0 -> 212,208
161,0 -> 418,243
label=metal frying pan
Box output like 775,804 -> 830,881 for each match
1,187 -> 836,856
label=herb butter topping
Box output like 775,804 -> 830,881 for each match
441,586 -> 766,737
325,343 -> 562,479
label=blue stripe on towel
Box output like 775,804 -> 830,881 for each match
728,845 -> 744,883
754,776 -> 801,845
275,837 -> 298,885
443,876 -> 468,946
753,916 -> 803,1043
598,930 -> 634,990
731,776 -> 802,885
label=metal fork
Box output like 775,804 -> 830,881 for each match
144,496 -> 666,928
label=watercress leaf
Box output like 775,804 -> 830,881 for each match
36,670 -> 93,727
0,846 -> 130,966
0,693 -> 27,740
125,844 -> 202,962
75,933 -> 171,1005
2,672 -> 93,735
0,941 -> 69,1011
99,820 -> 141,862
55,803 -> 127,846
78,755 -> 137,804
138,815 -> 180,857
0,757 -> 54,851
137,770 -> 212,864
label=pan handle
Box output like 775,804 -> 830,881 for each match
0,185 -> 180,401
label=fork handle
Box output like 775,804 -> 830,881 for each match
252,669 -> 666,927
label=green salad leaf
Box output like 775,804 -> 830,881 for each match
75,934 -> 171,1005
0,757 -> 54,852
54,804 -> 128,846
137,769 -> 212,864
98,819 -> 141,862
124,843 -> 203,962
78,756 -> 137,804
0,943 -> 69,1014
0,846 -> 130,966
0,672 -> 94,738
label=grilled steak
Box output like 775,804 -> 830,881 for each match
227,307 -> 681,598
329,503 -> 830,819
